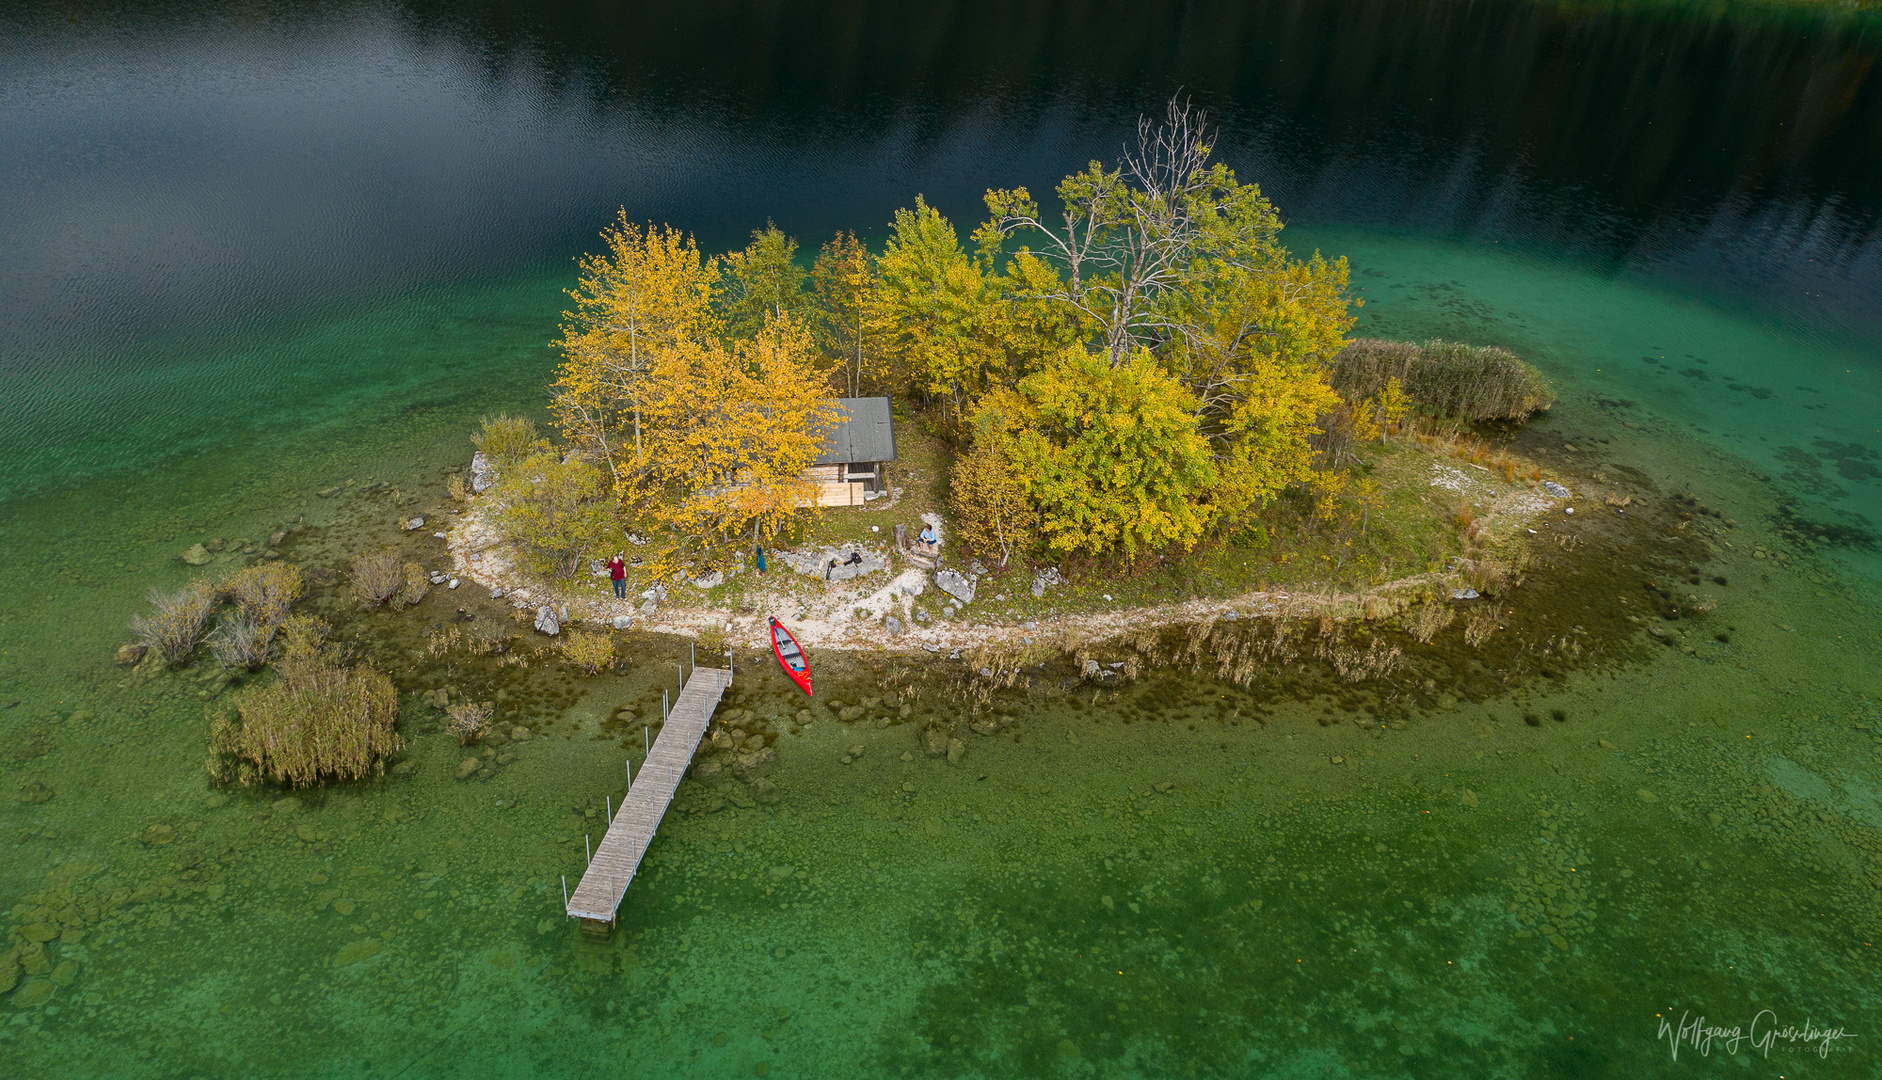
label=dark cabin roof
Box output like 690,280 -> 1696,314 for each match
814,397 -> 897,465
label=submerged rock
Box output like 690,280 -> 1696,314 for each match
749,776 -> 780,805
179,543 -> 214,566
455,758 -> 482,781
12,977 -> 53,1009
114,643 -> 147,666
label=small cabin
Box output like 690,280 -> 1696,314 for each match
805,397 -> 897,508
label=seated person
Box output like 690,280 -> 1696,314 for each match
917,523 -> 938,553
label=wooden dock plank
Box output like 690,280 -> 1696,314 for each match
566,666 -> 732,922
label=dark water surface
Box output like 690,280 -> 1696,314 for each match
2,2 -> 1880,1077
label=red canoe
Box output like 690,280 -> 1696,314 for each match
769,616 -> 813,696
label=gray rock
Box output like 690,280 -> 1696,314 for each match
448,578 -> 459,589
1452,588 -> 1480,600
1542,481 -> 1572,498
639,599 -> 657,615
489,586 -> 505,599
884,615 -> 904,635
610,615 -> 633,629
533,606 -> 560,635
1084,659 -> 1101,678
693,570 -> 724,590
400,517 -> 425,531
429,572 -> 447,585
934,568 -> 976,604
470,451 -> 497,493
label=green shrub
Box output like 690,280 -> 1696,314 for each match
1329,339 -> 1553,422
130,581 -> 218,664
560,629 -> 615,674
472,413 -> 545,468
489,448 -> 616,578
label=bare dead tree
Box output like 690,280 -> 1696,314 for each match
978,96 -> 1279,368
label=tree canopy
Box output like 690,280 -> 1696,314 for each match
538,98 -> 1362,570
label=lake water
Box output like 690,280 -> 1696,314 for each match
2,2 -> 1879,1076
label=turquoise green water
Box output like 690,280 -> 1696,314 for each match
3,238 -> 1878,1077
5,0 -> 1882,1075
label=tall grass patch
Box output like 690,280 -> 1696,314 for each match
1330,339 -> 1553,422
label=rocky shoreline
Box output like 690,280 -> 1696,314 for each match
447,456 -> 1589,658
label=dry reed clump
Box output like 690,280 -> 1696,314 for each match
1463,604 -> 1504,648
223,563 -> 303,627
1330,339 -> 1555,422
129,581 -> 218,664
208,610 -> 273,671
392,562 -> 429,609
447,474 -> 469,501
1330,638 -> 1404,682
350,551 -> 404,607
447,701 -> 494,744
209,634 -> 402,786
1410,601 -> 1455,644
560,629 -> 615,674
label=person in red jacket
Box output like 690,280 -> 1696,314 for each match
607,553 -> 627,599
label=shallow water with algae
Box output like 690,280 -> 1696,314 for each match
4,1 -> 1882,1077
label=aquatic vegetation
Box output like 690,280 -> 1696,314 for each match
1330,338 -> 1554,421
1409,600 -> 1455,643
1463,603 -> 1503,648
208,624 -> 401,785
559,629 -> 615,674
221,562 -> 303,627
470,412 -> 545,468
446,701 -> 494,744
349,550 -> 404,606
207,610 -> 272,671
128,580 -> 217,664
392,561 -> 429,609
447,473 -> 468,501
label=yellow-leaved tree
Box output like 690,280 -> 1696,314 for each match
870,196 -> 1003,428
948,392 -> 1039,567
1002,347 -> 1217,561
551,213 -> 718,488
626,314 -> 837,566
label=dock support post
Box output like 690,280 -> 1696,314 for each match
585,834 -> 591,866
606,795 -> 612,822
561,874 -> 568,911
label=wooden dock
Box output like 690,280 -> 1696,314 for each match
565,663 -> 733,932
